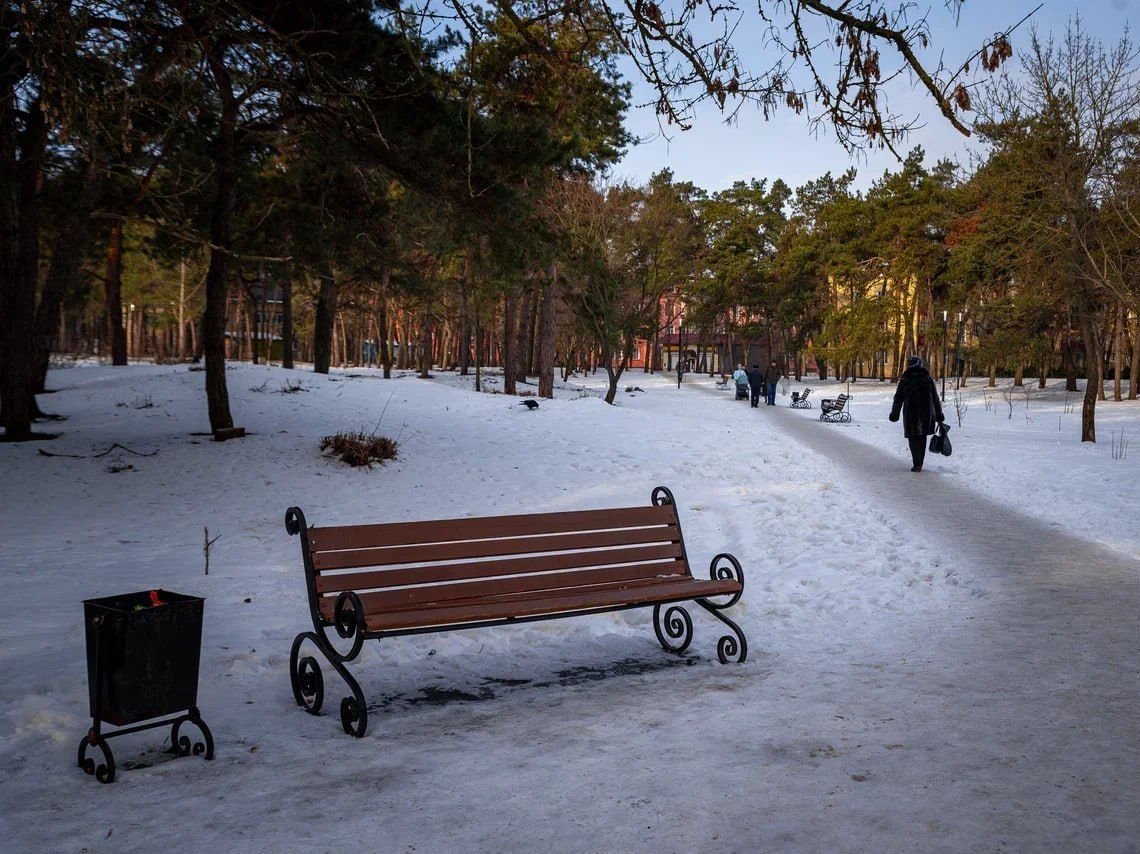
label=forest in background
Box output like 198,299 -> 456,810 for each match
3,2 -> 1138,443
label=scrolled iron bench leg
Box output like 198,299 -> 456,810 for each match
695,601 -> 748,664
289,590 -> 371,737
697,553 -> 748,663
290,631 -> 369,737
653,603 -> 694,654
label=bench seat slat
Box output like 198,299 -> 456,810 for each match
315,543 -> 683,593
327,559 -> 689,612
308,505 -> 675,552
312,525 -> 679,570
322,576 -> 743,632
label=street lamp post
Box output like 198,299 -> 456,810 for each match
941,310 -> 949,401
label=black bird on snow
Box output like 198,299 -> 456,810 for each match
519,399 -> 540,410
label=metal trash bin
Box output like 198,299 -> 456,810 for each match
77,589 -> 213,783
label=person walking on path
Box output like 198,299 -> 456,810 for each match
763,360 -> 780,406
747,364 -> 764,408
889,355 -> 944,472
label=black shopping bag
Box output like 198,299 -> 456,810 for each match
930,423 -> 952,457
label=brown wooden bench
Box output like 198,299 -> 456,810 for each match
285,486 -> 747,737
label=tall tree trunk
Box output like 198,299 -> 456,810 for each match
459,247 -> 472,375
104,220 -> 128,367
312,269 -> 337,374
418,300 -> 433,378
1113,302 -> 1124,402
474,310 -> 483,392
988,363 -> 997,387
378,273 -> 392,379
538,262 -> 557,399
514,287 -> 531,384
281,262 -> 295,369
1129,313 -> 1139,401
527,287 -> 539,376
1079,305 -> 1100,443
202,88 -> 238,434
0,97 -> 45,438
502,286 -> 518,395
244,288 -> 257,364
32,151 -> 107,393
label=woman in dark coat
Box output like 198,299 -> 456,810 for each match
889,356 -> 944,472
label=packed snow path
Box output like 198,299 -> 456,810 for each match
1,365 -> 1138,851
692,379 -> 1140,847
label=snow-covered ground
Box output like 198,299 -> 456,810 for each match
1,363 -> 1137,851
732,374 -> 1139,558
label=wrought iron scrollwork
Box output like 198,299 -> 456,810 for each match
293,652 -> 325,713
707,553 -> 744,609
289,630 -> 369,737
331,591 -> 366,661
652,604 -> 693,654
697,551 -> 747,663
651,486 -> 676,507
77,732 -> 116,784
170,709 -> 215,759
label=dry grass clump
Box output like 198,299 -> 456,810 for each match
320,431 -> 398,467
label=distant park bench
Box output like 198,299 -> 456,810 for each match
819,393 -> 851,423
790,388 -> 813,409
285,487 -> 747,737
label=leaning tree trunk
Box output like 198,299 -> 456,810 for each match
537,262 -> 557,399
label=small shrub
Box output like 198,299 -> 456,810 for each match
279,380 -> 307,394
320,431 -> 398,467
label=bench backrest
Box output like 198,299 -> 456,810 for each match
802,388 -> 812,398
290,502 -> 691,617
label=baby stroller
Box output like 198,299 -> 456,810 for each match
735,378 -> 750,400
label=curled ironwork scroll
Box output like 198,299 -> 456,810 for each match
697,551 -> 747,663
77,733 -> 116,784
695,600 -> 748,664
651,486 -> 676,507
652,604 -> 693,655
171,709 -> 215,759
707,553 -> 745,609
289,630 -> 369,737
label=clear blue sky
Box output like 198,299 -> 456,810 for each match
612,0 -> 1137,193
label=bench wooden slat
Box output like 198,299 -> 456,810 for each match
308,504 -> 676,552
315,542 -> 684,593
322,576 -> 743,632
337,559 -> 690,612
311,525 -> 680,570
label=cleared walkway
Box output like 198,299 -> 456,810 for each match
692,380 -> 1140,849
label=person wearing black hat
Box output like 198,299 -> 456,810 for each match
746,364 -> 764,407
889,355 -> 944,472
